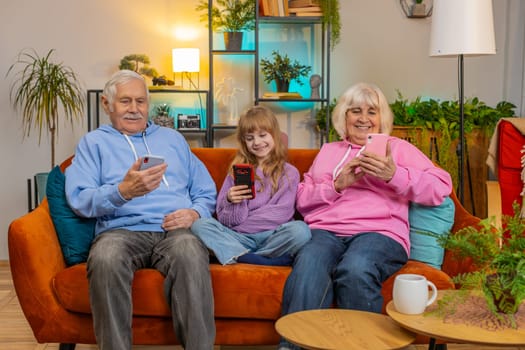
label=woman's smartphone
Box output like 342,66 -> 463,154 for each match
364,133 -> 388,156
139,155 -> 165,170
233,164 -> 255,199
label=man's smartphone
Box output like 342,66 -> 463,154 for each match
233,164 -> 255,199
139,155 -> 165,170
364,133 -> 388,156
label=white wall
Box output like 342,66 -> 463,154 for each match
0,0 -> 523,260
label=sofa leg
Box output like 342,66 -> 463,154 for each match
59,344 -> 76,350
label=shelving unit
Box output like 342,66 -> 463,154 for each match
207,1 -> 331,147
87,89 -> 210,146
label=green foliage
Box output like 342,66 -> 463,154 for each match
196,0 -> 256,32
390,92 -> 516,189
315,98 -> 340,142
436,203 -> 525,320
260,50 -> 311,86
119,54 -> 158,78
317,0 -> 341,50
154,103 -> 170,117
6,48 -> 85,168
391,91 -> 516,139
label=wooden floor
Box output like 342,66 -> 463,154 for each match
0,261 -> 522,350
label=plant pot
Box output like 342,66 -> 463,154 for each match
224,32 -> 243,51
410,3 -> 426,17
275,79 -> 290,93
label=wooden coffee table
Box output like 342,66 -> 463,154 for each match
386,291 -> 525,350
275,309 -> 416,350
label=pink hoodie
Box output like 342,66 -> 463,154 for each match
296,137 -> 452,254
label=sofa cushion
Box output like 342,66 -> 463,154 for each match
408,196 -> 455,269
47,166 -> 95,266
53,263 -> 290,320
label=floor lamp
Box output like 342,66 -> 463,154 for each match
429,0 -> 496,205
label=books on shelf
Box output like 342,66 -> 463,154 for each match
262,92 -> 303,99
289,11 -> 322,17
288,0 -> 319,8
260,0 -> 289,16
288,6 -> 321,13
288,5 -> 322,16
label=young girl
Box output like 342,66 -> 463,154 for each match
191,105 -> 311,265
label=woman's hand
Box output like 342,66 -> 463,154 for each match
334,157 -> 365,192
227,185 -> 253,203
360,143 -> 396,182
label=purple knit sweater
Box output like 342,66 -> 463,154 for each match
216,163 -> 299,233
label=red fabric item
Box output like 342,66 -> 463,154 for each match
497,120 -> 525,216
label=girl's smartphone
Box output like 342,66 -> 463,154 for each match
233,164 -> 255,199
139,155 -> 165,170
364,133 -> 388,156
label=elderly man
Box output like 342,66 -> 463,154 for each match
65,69 -> 217,350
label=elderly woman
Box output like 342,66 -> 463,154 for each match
278,82 -> 453,350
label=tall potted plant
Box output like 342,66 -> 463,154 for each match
7,48 -> 85,168
260,50 -> 311,93
196,0 -> 256,51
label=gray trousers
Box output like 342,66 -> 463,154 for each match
87,228 -> 215,350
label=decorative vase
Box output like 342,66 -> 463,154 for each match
275,79 -> 290,93
224,32 -> 243,51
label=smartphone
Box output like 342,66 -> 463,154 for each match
364,133 -> 388,156
139,155 -> 165,170
233,164 -> 255,199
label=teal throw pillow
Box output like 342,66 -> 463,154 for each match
46,166 -> 95,266
409,196 -> 455,269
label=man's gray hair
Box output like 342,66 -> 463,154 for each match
102,70 -> 149,108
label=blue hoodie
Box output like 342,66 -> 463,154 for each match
65,121 -> 217,235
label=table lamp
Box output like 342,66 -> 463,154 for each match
429,0 -> 496,205
172,48 -> 200,89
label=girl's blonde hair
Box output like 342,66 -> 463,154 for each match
232,105 -> 287,194
331,82 -> 394,140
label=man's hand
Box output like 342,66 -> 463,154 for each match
118,159 -> 168,200
162,209 -> 200,230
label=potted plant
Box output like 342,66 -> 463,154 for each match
151,103 -> 174,128
196,0 -> 256,51
389,92 -> 516,191
431,203 -> 525,326
6,48 -> 85,168
260,50 -> 311,92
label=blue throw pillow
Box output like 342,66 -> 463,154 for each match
46,166 -> 95,266
409,196 -> 455,269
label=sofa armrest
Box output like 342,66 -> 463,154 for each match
8,200 -> 70,341
441,190 -> 482,278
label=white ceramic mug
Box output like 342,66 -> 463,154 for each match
393,273 -> 437,315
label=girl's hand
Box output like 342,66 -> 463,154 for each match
334,157 -> 365,192
227,185 -> 254,203
359,143 -> 396,182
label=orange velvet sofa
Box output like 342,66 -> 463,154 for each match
8,148 -> 481,348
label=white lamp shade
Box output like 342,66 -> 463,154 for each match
429,0 -> 496,57
172,48 -> 200,72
